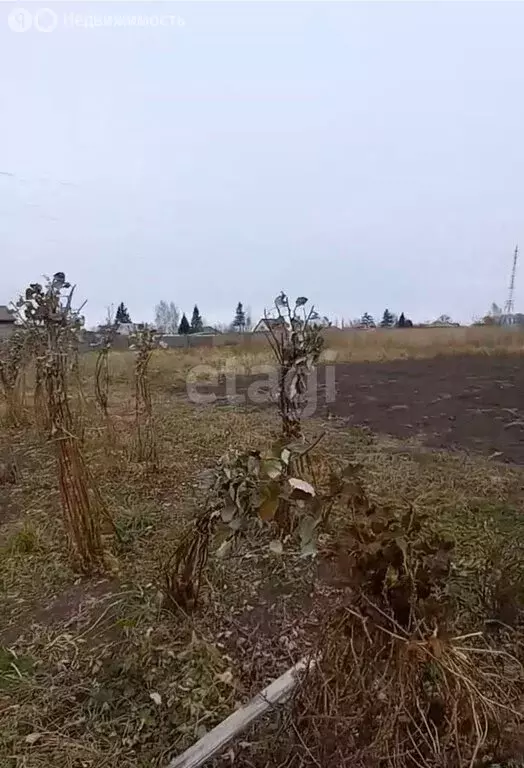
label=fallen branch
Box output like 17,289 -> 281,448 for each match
167,656 -> 314,768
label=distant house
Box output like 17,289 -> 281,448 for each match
428,320 -> 460,328
0,306 -> 15,339
194,325 -> 220,335
253,318 -> 287,333
96,322 -> 139,337
116,322 -> 137,336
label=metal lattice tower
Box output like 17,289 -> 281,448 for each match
503,244 -> 519,318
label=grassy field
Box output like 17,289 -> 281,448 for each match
1,327 -> 523,767
176,323 -> 524,360
78,325 -> 524,392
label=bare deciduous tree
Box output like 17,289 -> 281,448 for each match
154,300 -> 180,334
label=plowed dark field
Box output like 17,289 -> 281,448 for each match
324,355 -> 524,463
209,355 -> 524,464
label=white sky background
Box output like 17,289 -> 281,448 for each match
0,1 -> 523,327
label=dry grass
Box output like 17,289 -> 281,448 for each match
78,326 -> 524,395
1,334 -> 523,767
327,324 -> 524,361
0,395 -> 269,767
283,609 -> 522,768
252,455 -> 523,767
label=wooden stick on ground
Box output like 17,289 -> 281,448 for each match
167,656 -> 313,768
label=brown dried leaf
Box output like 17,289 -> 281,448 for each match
258,495 -> 279,522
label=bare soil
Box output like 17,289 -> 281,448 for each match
327,355 -> 524,463
207,355 -> 524,464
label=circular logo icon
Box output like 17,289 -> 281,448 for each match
34,8 -> 57,32
7,8 -> 33,32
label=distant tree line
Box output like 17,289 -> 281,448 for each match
112,299 -> 257,335
152,301 -> 203,335
357,309 -> 413,328
113,300 -> 423,335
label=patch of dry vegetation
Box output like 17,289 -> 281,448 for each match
261,462 -> 523,767
78,325 -> 524,398
327,324 -> 524,362
0,287 -> 523,768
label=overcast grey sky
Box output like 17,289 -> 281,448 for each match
1,1 -> 523,327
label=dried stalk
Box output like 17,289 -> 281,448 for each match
163,510 -> 213,614
264,292 -> 324,441
288,607 -> 523,768
68,328 -> 87,442
15,274 -> 111,573
0,330 -> 30,427
131,327 -> 158,468
94,323 -> 117,441
33,354 -> 49,434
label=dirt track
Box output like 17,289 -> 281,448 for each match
206,355 -> 524,464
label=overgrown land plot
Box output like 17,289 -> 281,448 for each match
1,312 -> 523,767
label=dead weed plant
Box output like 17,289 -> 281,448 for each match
264,292 -> 324,441
15,274 -> 112,573
0,329 -> 30,427
131,327 -> 159,468
162,439 -> 347,614
281,464 -> 524,768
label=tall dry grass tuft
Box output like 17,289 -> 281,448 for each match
16,274 -> 111,573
